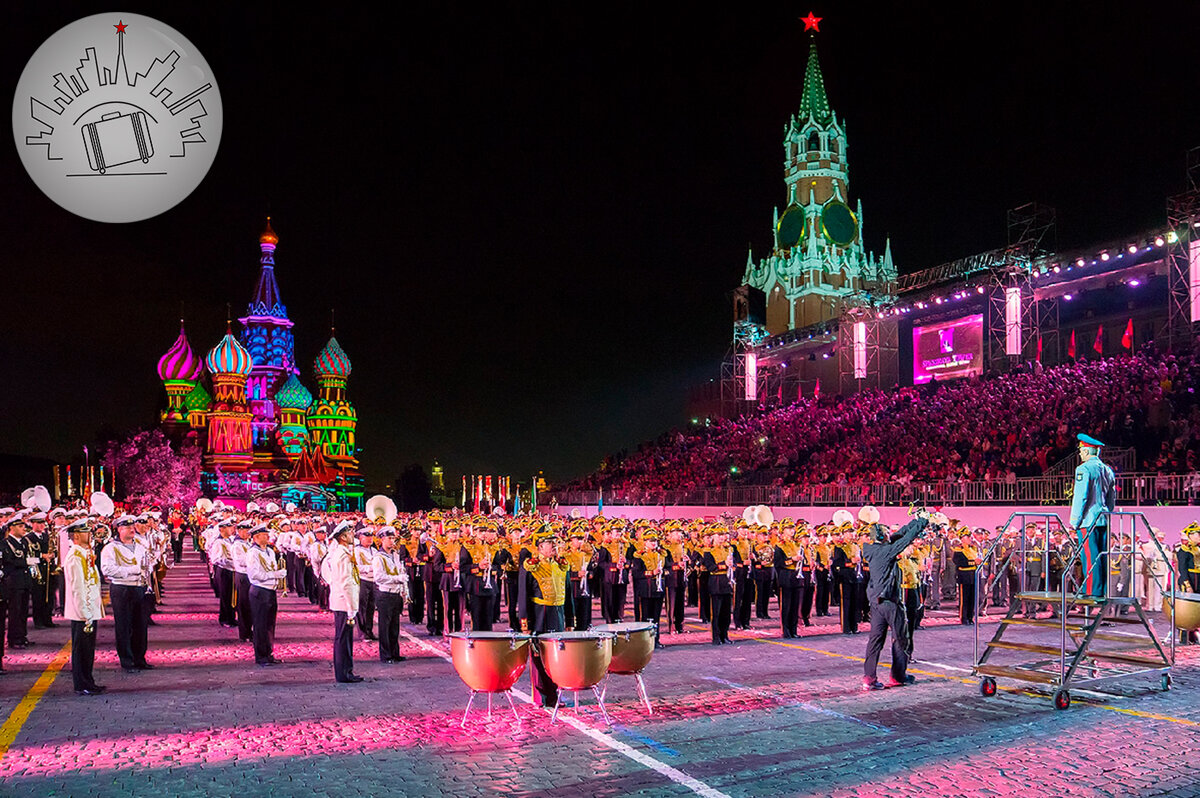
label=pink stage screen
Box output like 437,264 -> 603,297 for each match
912,313 -> 983,384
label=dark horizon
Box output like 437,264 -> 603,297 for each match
5,3 -> 1200,491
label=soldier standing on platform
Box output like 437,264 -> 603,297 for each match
1070,433 -> 1117,597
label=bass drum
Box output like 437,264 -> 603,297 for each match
536,630 -> 614,691
448,631 -> 532,692
593,622 -> 655,675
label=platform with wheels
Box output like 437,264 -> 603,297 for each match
970,511 -> 1176,710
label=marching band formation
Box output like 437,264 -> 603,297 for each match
1,491 -> 1199,697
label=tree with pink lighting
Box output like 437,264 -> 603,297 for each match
103,429 -> 202,509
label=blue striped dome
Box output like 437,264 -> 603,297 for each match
205,332 -> 254,376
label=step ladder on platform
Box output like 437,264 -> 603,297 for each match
971,511 -> 1177,710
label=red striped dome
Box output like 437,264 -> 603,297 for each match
205,331 -> 254,376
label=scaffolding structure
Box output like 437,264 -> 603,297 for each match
985,204 -> 1058,371
837,305 -> 898,395
1166,147 -> 1200,353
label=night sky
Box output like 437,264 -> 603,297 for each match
5,3 -> 1200,490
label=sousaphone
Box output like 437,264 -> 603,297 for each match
365,494 -> 398,524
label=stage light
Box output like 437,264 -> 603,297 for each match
1076,258 -> 1085,267
1155,236 -> 1165,247
1053,265 -> 1061,274
821,352 -> 831,359
1100,252 -> 1110,262
1129,244 -> 1138,254
976,286 -> 985,294
1168,231 -> 1179,243
935,297 -> 943,304
1129,279 -> 1141,287
1063,293 -> 1074,300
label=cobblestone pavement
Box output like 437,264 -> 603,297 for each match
1,553 -> 1197,798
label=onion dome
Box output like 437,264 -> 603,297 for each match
205,330 -> 254,376
314,336 -> 352,378
157,323 -> 203,382
259,217 -> 279,246
183,382 -> 212,412
275,374 -> 313,410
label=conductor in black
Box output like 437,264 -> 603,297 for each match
861,515 -> 936,691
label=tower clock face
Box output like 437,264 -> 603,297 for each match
821,200 -> 858,246
776,204 -> 807,249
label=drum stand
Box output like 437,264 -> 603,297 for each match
461,689 -> 521,727
551,686 -> 613,726
601,672 -> 653,714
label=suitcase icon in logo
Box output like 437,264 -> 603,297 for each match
81,111 -> 154,174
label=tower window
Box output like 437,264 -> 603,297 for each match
806,132 -> 820,152
829,138 -> 839,155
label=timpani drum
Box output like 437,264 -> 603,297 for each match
449,631 -> 532,725
594,621 -> 657,714
1163,594 -> 1200,631
536,630 -> 615,724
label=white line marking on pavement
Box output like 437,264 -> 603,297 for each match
397,627 -> 732,798
702,676 -> 893,733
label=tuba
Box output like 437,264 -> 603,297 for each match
365,494 -> 398,524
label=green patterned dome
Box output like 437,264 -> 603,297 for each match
275,374 -> 313,410
183,382 -> 212,411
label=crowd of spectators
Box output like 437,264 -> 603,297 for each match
569,351 -> 1200,500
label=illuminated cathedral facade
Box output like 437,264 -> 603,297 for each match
155,220 -> 364,510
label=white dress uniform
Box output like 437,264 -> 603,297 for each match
99,539 -> 151,670
322,539 -> 360,682
246,543 -> 288,665
65,539 -> 104,692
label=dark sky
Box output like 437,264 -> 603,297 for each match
4,2 -> 1200,489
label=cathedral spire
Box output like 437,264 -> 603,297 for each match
798,40 -> 832,124
248,217 -> 286,319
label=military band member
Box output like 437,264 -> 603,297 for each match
563,530 -> 595,632
309,526 -> 331,611
597,528 -> 630,624
28,513 -> 56,629
323,521 -> 362,683
632,531 -> 670,648
231,521 -> 254,641
832,533 -> 860,634
952,530 -> 978,625
462,526 -> 500,632
209,520 -> 237,628
354,528 -> 378,641
664,528 -> 687,634
733,530 -> 754,630
519,530 -> 568,707
100,516 -> 154,672
753,531 -> 774,621
439,523 -> 465,634
702,529 -> 736,645
421,528 -> 444,636
64,520 -> 105,695
401,524 -> 424,625
773,529 -> 803,638
246,524 -> 287,666
373,529 -> 409,662
1,516 -> 35,649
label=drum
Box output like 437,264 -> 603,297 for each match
449,631 -> 532,693
1163,594 -> 1200,631
536,630 -> 614,691
594,622 -> 655,675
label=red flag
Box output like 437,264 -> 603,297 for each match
797,380 -> 803,402
1036,335 -> 1043,363
1068,330 -> 1076,359
1093,325 -> 1104,355
814,378 -> 820,398
1121,319 -> 1134,350
777,382 -> 783,403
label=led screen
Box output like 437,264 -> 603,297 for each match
912,313 -> 983,384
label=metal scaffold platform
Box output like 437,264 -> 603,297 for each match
971,511 -> 1178,710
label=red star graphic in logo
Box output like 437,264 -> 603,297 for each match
114,20 -> 128,34
801,12 -> 822,32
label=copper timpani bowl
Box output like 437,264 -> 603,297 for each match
1163,594 -> 1200,631
448,632 -> 532,692
536,631 -> 614,691
593,622 -> 656,675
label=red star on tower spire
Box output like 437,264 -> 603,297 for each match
114,20 -> 128,33
801,12 -> 822,33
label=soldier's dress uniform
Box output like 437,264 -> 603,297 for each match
832,542 -> 860,634
208,527 -> 237,627
518,542 -> 568,707
563,544 -> 595,632
354,538 -> 378,640
702,542 -> 736,645
230,530 -> 254,641
773,538 -> 802,638
323,529 -> 362,683
952,539 -> 978,625
246,535 -> 287,666
100,524 -> 152,671
1,525 -> 34,648
631,541 -> 671,647
372,536 -> 410,662
1069,434 -> 1117,597
64,528 -> 104,694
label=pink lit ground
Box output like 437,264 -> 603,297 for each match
2,553 -> 1197,798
